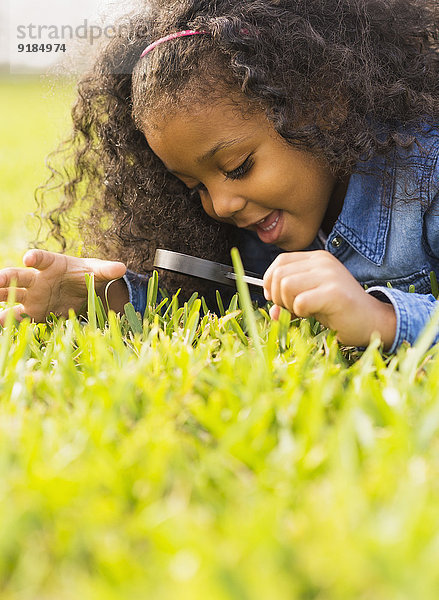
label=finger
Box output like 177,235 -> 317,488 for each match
293,288 -> 328,319
264,251 -> 311,275
270,272 -> 319,311
263,258 -> 285,300
23,249 -> 58,271
0,304 -> 28,327
264,250 -> 317,276
83,259 -> 127,283
264,263 -> 309,301
263,252 -> 317,300
0,268 -> 36,289
0,288 -> 27,304
269,304 -> 281,320
263,255 -> 291,299
264,250 -> 333,284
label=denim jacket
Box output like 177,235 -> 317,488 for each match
124,125 -> 439,353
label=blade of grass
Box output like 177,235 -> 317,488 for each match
201,296 -> 209,316
184,299 -> 201,345
146,270 -> 159,310
216,290 -> 225,317
278,307 -> 291,352
96,295 -> 107,329
108,309 -> 126,361
162,290 -> 180,321
124,303 -> 143,335
186,292 -> 199,312
229,317 -> 249,346
0,285 -> 17,377
231,247 -> 263,357
228,294 -> 238,313
85,273 -> 97,331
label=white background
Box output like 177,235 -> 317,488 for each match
2,0 -> 138,73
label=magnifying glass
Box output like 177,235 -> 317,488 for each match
153,249 -> 264,289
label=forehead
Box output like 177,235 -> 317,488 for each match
143,98 -> 269,171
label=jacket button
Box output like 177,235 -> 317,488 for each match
331,236 -> 343,248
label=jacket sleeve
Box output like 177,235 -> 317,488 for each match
122,270 -> 150,315
365,286 -> 438,353
366,145 -> 439,353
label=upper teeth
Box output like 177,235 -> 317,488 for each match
259,214 -> 280,232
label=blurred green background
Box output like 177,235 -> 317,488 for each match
0,75 -> 75,267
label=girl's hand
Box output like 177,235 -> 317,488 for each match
0,249 -> 127,325
263,250 -> 397,349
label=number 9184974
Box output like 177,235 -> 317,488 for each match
18,43 -> 66,53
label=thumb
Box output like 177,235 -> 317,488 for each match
23,249 -> 58,270
85,259 -> 127,282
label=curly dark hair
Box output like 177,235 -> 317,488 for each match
36,0 -> 439,302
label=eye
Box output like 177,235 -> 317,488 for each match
224,155 -> 254,181
189,155 -> 254,195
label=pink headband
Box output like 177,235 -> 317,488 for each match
140,30 -> 209,58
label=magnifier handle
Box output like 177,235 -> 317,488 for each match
226,272 -> 264,288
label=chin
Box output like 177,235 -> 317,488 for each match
276,239 -> 296,251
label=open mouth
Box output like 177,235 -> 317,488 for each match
255,210 -> 283,243
255,212 -> 281,231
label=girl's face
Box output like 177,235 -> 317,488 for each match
143,99 -> 346,251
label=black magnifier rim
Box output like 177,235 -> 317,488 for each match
153,249 -> 263,288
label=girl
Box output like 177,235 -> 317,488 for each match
0,0 -> 438,352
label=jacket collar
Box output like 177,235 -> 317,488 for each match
333,151 -> 394,266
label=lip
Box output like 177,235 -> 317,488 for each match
255,210 -> 283,244
237,213 -> 273,229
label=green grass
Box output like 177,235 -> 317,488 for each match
0,75 -> 75,267
1,77 -> 439,600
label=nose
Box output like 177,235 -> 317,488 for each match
210,188 -> 247,219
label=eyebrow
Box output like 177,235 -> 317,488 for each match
167,136 -> 249,176
196,136 -> 248,165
